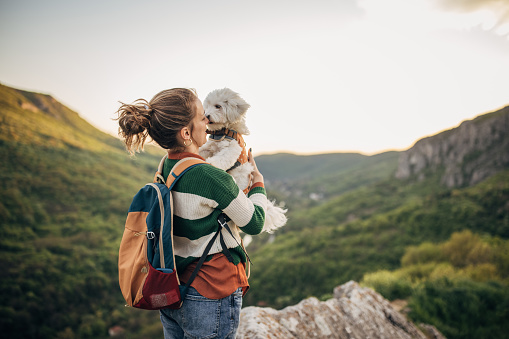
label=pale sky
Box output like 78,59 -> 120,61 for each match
1,0 -> 508,155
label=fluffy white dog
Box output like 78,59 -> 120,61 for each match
199,88 -> 287,233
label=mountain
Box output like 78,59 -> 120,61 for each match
395,105 -> 509,187
1,82 -> 508,338
0,83 -> 164,338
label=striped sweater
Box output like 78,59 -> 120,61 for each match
162,153 -> 267,275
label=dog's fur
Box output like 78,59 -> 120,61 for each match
199,88 -> 287,233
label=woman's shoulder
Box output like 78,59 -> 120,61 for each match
179,163 -> 239,198
190,162 -> 232,181
164,155 -> 226,175
163,155 -> 236,188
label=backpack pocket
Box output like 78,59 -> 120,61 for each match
118,212 -> 150,307
135,264 -> 182,309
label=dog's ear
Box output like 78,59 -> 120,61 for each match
236,101 -> 250,115
223,96 -> 250,122
228,97 -> 250,113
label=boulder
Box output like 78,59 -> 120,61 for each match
238,281 -> 445,339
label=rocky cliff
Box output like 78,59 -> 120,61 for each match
395,106 -> 509,187
237,281 -> 444,339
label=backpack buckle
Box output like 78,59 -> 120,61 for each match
217,215 -> 228,228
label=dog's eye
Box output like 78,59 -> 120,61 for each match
215,105 -> 221,109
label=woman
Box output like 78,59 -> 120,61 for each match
116,88 -> 266,338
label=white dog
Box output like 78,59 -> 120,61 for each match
199,88 -> 287,233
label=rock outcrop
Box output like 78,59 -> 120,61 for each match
237,281 -> 444,339
395,105 -> 509,187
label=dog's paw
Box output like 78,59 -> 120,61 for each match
207,156 -> 234,171
228,163 -> 254,192
205,140 -> 242,170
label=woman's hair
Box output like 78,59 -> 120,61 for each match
116,88 -> 198,154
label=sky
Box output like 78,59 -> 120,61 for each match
1,0 -> 509,155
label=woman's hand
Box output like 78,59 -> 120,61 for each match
248,148 -> 264,185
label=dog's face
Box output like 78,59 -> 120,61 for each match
203,88 -> 250,132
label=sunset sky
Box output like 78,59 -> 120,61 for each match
1,0 -> 508,155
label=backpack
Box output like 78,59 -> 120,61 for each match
118,156 -> 220,310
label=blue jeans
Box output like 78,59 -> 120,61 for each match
160,287 -> 243,339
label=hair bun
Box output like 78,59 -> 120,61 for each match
120,112 -> 147,134
116,100 -> 152,154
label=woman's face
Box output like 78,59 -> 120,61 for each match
191,99 -> 209,147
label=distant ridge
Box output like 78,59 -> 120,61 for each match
0,83 -> 120,151
395,105 -> 509,187
2,83 -> 88,128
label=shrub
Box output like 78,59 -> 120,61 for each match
361,270 -> 413,300
409,278 -> 509,339
401,242 -> 444,267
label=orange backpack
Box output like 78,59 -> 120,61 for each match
118,156 -> 212,310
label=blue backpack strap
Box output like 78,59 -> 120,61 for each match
153,155 -> 208,185
165,157 -> 208,189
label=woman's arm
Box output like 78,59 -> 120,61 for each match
208,152 -> 267,235
248,148 -> 264,186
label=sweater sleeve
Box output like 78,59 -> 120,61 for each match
206,167 -> 267,235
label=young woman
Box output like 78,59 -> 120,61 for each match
116,88 -> 267,339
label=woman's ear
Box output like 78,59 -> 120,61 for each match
180,127 -> 191,140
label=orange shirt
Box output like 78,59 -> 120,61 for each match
179,253 -> 249,299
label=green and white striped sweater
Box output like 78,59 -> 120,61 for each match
162,157 -> 267,274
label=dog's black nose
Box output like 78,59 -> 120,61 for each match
206,115 -> 213,123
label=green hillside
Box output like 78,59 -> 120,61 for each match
244,168 -> 509,308
256,151 -> 400,209
0,84 -> 164,338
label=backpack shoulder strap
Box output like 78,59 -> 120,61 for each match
153,154 -> 208,187
165,157 -> 208,189
153,154 -> 168,184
